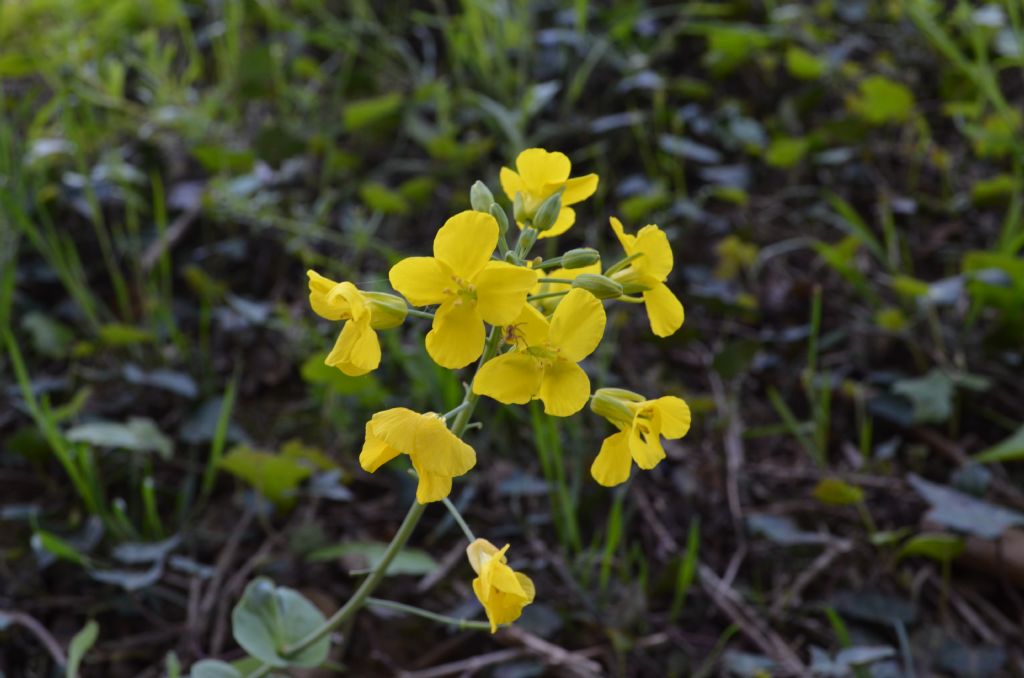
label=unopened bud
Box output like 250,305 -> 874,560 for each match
590,387 -> 644,426
470,181 -> 494,213
513,193 -> 527,224
517,227 -> 538,256
561,248 -> 600,269
489,203 -> 510,237
532,190 -> 563,232
572,274 -> 623,299
365,292 -> 408,329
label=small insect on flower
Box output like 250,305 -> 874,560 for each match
389,211 -> 538,369
466,538 -> 535,633
307,271 -> 407,376
589,388 -> 691,487
359,408 -> 476,503
473,288 -> 606,416
500,148 -> 599,238
606,217 -> 685,337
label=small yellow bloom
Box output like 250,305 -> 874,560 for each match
589,388 -> 691,487
389,211 -> 538,369
308,271 -> 402,376
466,538 -> 535,633
473,288 -> 606,416
608,217 -> 685,337
530,262 -> 601,313
358,408 -> 476,503
500,148 -> 599,239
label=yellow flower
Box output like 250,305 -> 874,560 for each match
500,148 -> 599,238
389,211 -> 538,369
358,408 -> 476,503
466,538 -> 535,633
607,217 -> 684,337
472,288 -> 605,416
308,271 -> 404,376
530,262 -> 602,313
589,388 -> 691,487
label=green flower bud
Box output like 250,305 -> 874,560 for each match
560,248 -> 601,269
572,273 -> 623,299
591,387 -> 644,426
489,203 -> 510,237
365,292 -> 408,329
513,193 -> 527,224
532,190 -> 563,232
517,227 -> 538,256
470,180 -> 494,213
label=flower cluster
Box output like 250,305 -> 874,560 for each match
306,148 -> 689,634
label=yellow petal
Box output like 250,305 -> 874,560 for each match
325,319 -> 380,376
485,558 -> 528,597
367,407 -> 423,452
509,303 -> 550,347
558,173 -> 599,205
389,257 -> 451,307
466,538 -> 501,575
548,288 -> 606,361
590,430 -> 633,487
499,166 -> 526,201
307,270 -> 348,320
473,351 -> 543,404
536,207 -> 575,239
538,358 -> 590,417
643,282 -> 684,337
410,415 -> 476,477
473,261 -> 538,326
473,573 -> 533,633
629,422 -> 666,470
609,216 -> 636,254
633,224 -> 674,281
515,148 -> 571,191
651,396 -> 691,439
433,211 -> 498,279
359,421 -> 402,472
426,300 -> 485,369
411,457 -> 453,504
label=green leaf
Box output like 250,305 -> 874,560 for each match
280,439 -> 336,472
892,369 -> 955,424
850,75 -> 915,125
908,473 -> 1024,539
785,46 -> 826,80
764,136 -> 809,168
219,445 -> 314,509
898,532 -> 965,563
307,541 -> 438,576
231,578 -> 330,668
98,323 -> 153,346
66,620 -> 99,678
66,418 -> 172,458
22,311 -> 74,358
971,174 -> 1016,206
812,478 -> 864,506
343,93 -> 403,131
975,425 -> 1024,464
189,660 -> 242,678
32,530 -> 89,566
358,182 -> 409,215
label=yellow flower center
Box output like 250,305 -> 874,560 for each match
525,344 -> 560,368
442,274 -> 478,306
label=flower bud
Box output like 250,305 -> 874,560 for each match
560,248 -> 600,269
489,203 -> 510,237
590,387 -> 644,426
365,291 -> 408,329
470,181 -> 494,213
572,273 -> 623,299
517,227 -> 538,255
532,190 -> 563,232
513,192 -> 527,224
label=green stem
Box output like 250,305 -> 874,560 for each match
365,598 -> 491,631
406,308 -> 435,320
536,256 -> 565,269
281,328 -> 504,659
527,290 -> 569,302
441,496 -> 476,542
537,277 -> 575,285
603,252 -> 643,276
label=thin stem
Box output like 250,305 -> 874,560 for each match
617,294 -> 645,304
603,252 -> 643,276
281,328 -> 504,659
406,308 -> 435,320
527,290 -> 569,302
365,598 -> 491,631
536,256 -> 564,269
537,277 -> 575,284
442,401 -> 470,421
441,496 -> 476,542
